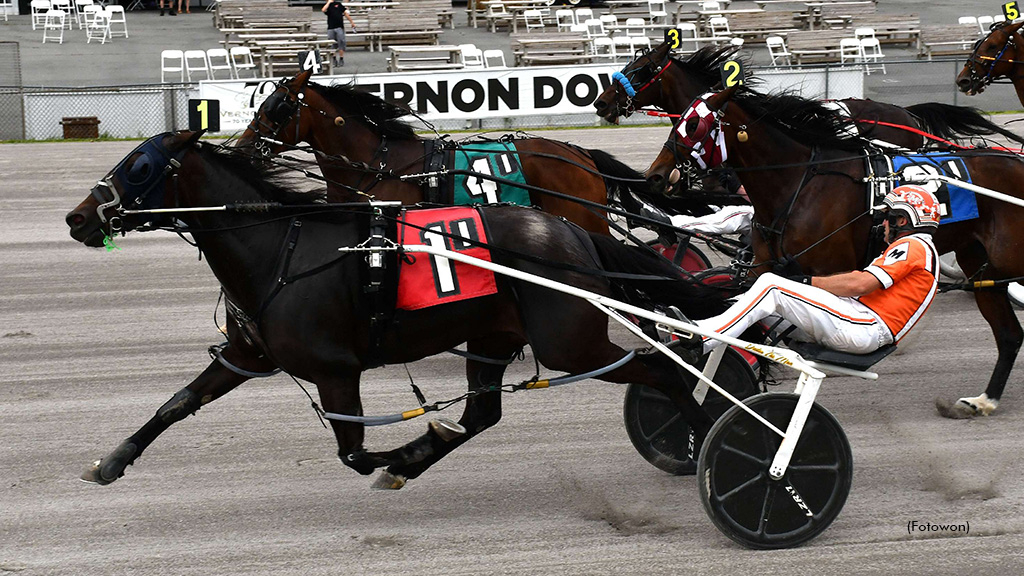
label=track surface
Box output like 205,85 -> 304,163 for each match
3,130 -> 1024,574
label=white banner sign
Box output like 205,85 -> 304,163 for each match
198,65 -> 863,133
199,65 -> 623,132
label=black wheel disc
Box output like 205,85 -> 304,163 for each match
697,393 -> 853,549
623,347 -> 758,475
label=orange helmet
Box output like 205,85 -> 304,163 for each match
883,185 -> 940,229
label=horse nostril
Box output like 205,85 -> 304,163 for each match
956,77 -> 971,88
594,99 -> 606,111
66,212 -> 85,228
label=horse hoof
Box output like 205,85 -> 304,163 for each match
80,441 -> 137,485
935,395 -> 997,419
429,418 -> 466,442
371,471 -> 407,490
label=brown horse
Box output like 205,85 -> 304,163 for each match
65,131 -> 729,489
957,20 -> 1024,105
234,70 -> 700,236
644,86 -> 1024,418
598,43 -> 1024,151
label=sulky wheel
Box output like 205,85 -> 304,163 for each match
647,240 -> 712,273
697,393 -> 853,550
623,347 -> 758,475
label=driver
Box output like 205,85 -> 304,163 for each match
673,185 -> 941,357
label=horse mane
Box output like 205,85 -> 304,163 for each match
732,88 -> 865,151
200,144 -> 327,204
310,82 -> 420,141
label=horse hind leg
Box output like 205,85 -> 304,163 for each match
369,338 -> 519,490
81,350 -> 261,484
936,248 -> 1023,419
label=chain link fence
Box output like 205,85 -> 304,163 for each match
0,57 -> 1019,141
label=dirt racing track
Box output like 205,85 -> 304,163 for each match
3,130 -> 1024,574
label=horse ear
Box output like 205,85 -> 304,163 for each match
295,69 -> 314,89
167,130 -> 206,151
706,85 -> 740,110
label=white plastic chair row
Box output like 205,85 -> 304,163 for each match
161,47 -> 256,83
959,15 -> 1000,33
0,0 -> 11,22
840,36 -> 885,75
555,8 -> 598,31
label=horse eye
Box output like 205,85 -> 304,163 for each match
685,117 -> 700,136
127,153 -> 153,184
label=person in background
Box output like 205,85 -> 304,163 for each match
322,0 -> 357,67
159,0 -> 175,15
177,0 -> 190,14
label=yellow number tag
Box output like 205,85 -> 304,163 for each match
664,28 -> 681,50
720,60 -> 745,88
188,99 -> 220,132
1004,1 -> 1019,21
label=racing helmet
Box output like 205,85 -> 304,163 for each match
882,185 -> 940,230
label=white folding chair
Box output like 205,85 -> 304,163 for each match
854,27 -> 875,40
74,0 -> 93,28
184,49 -> 211,81
50,0 -> 72,28
42,9 -> 65,43
0,0 -> 11,22
648,0 -> 667,25
674,22 -> 698,53
708,15 -> 730,37
701,1 -> 721,11
482,49 -> 506,69
860,37 -> 885,75
30,0 -> 50,30
523,9 -> 544,32
978,15 -> 994,32
574,8 -> 593,26
105,4 -> 126,38
599,14 -> 618,33
583,18 -> 605,39
207,48 -> 233,79
161,49 -> 184,83
229,46 -> 257,78
839,37 -> 862,65
591,36 -> 616,62
80,3 -> 99,27
485,2 -> 511,32
555,9 -> 575,32
85,8 -> 109,43
958,16 -> 978,27
766,35 -> 791,66
459,44 -> 484,68
624,17 -> 646,36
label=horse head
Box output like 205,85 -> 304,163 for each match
957,20 -> 1024,95
644,86 -> 738,196
66,131 -> 204,247
593,41 -> 674,122
237,70 -> 318,155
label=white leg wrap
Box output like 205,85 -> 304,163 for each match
958,393 -> 999,416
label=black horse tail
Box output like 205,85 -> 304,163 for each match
906,102 -> 1024,146
587,147 -> 715,219
588,233 -> 729,320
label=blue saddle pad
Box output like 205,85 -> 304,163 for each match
890,154 -> 978,225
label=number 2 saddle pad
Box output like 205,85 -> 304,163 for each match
396,206 -> 499,311
450,141 -> 532,207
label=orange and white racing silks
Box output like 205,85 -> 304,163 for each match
858,233 -> 940,343
695,233 -> 938,355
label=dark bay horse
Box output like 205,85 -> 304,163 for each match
234,70 -> 692,235
957,21 -> 1024,105
597,43 -> 1024,151
644,87 -> 1024,418
66,131 -> 727,489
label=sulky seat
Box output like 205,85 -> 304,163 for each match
788,341 -> 896,371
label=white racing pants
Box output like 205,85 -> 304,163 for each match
669,205 -> 754,236
696,273 -> 893,355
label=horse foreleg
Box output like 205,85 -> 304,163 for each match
371,341 -> 515,489
81,348 -> 265,485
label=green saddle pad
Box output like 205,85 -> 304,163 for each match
452,141 -> 531,207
